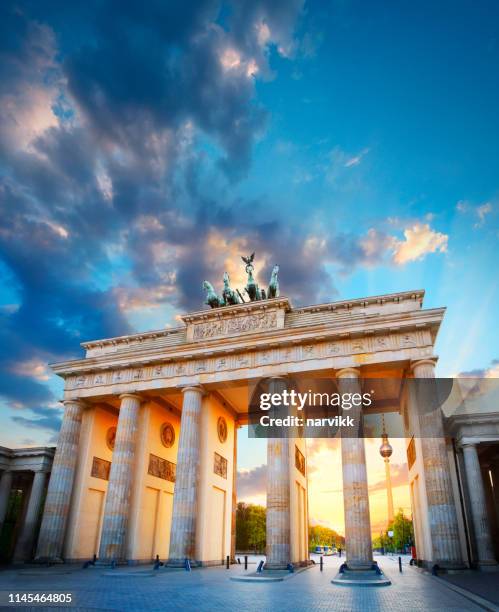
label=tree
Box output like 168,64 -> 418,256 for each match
236,502 -> 266,552
309,524 -> 345,551
386,509 -> 414,552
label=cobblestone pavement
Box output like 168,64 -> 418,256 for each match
0,554 -> 492,612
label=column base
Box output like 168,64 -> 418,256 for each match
433,561 -> 468,571
94,559 -> 127,567
332,564 -> 391,587
346,561 -> 375,571
264,563 -> 291,570
33,556 -> 64,565
477,560 -> 499,572
165,558 -> 200,569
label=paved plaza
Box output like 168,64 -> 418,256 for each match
0,554 -> 497,612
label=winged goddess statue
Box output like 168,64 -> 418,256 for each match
241,252 -> 255,272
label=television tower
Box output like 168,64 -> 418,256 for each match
379,415 -> 394,524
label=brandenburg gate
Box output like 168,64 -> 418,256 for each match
35,262 -> 469,571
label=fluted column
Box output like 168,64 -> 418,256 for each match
411,359 -> 463,567
36,399 -> 85,561
338,368 -> 373,570
14,471 -> 48,562
0,470 -> 13,533
461,443 -> 497,568
230,423 -> 238,562
98,393 -> 142,563
265,377 -> 291,569
167,386 -> 204,565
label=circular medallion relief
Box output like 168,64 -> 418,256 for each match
160,422 -> 175,448
217,416 -> 228,443
106,426 -> 117,451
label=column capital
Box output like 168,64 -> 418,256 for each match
460,441 -> 477,450
181,385 -> 205,396
268,374 -> 288,381
336,367 -> 361,379
118,393 -> 143,403
62,398 -> 87,409
410,358 -> 437,373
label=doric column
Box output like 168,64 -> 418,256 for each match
36,399 -> 85,561
461,443 -> 497,568
98,393 -> 142,563
411,359 -> 463,567
265,376 -> 291,569
0,470 -> 13,532
14,471 -> 48,562
338,367 -> 373,570
167,386 -> 204,565
230,423 -> 238,563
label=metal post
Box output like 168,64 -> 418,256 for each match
244,555 -> 248,570
320,555 -> 323,571
226,555 -> 230,569
398,556 -> 402,573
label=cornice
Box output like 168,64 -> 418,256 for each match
50,306 -> 443,377
79,290 -> 426,351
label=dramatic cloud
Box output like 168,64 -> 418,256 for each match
0,0 -> 308,427
390,222 -> 448,265
11,405 -> 63,435
237,464 -> 267,499
0,1 -> 452,441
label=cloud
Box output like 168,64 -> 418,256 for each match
344,147 -> 370,168
475,202 -> 493,227
0,1 -> 452,447
237,464 -> 267,499
11,405 -> 63,434
368,462 -> 409,493
0,1 -> 310,430
456,200 -> 494,228
457,358 -> 499,378
390,222 -> 448,265
326,146 -> 370,184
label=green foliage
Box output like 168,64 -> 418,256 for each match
375,509 -> 414,552
308,524 -> 345,551
236,502 -> 266,552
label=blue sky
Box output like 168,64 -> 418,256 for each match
0,0 -> 498,450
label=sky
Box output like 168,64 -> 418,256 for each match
1,0 -> 498,533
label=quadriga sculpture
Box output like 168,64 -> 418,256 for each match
202,253 -> 280,309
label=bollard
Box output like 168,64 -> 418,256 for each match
226,555 -> 230,569
398,556 -> 402,573
257,560 -> 264,573
244,555 -> 248,570
320,556 -> 323,572
237,557 -> 241,565
185,558 -> 191,572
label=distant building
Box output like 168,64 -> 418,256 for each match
0,446 -> 55,563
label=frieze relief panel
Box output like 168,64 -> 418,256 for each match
148,454 -> 176,482
64,330 -> 430,392
214,452 -> 228,479
91,457 -> 111,481
192,311 -> 278,341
